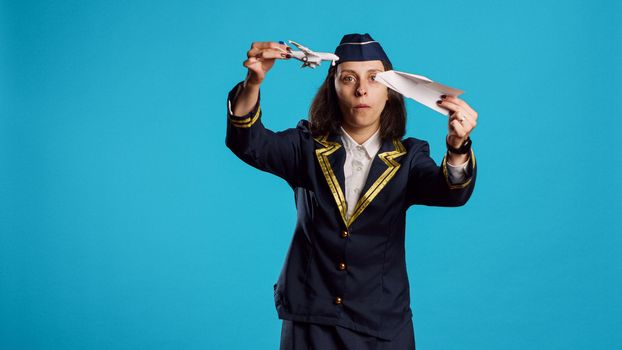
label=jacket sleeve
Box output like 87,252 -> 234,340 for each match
405,140 -> 477,207
224,81 -> 306,188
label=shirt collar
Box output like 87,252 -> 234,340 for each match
339,126 -> 382,159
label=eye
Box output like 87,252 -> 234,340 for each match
342,75 -> 356,83
370,74 -> 377,81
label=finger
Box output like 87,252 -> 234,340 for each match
448,111 -> 463,125
456,100 -> 477,119
449,119 -> 469,138
439,99 -> 477,124
251,41 -> 290,52
248,46 -> 287,57
243,58 -> 266,76
443,96 -> 477,119
257,50 -> 286,61
278,41 -> 293,53
248,47 -> 281,58
436,99 -> 461,115
254,48 -> 291,60
247,47 -> 260,58
243,57 -> 260,68
451,112 -> 476,135
450,111 -> 475,131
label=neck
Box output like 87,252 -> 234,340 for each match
341,123 -> 380,144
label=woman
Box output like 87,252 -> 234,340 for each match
226,33 -> 478,350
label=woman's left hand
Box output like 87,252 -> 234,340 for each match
436,95 -> 478,148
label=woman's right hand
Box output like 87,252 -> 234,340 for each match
243,41 -> 291,87
232,42 -> 290,116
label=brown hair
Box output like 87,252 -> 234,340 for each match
308,60 -> 406,141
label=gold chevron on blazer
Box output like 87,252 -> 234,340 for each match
348,138 -> 406,226
314,135 -> 348,225
314,134 -> 407,228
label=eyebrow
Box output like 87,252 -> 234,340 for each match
340,69 -> 383,75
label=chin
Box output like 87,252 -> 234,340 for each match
345,114 -> 380,129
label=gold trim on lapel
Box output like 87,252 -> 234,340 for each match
314,134 -> 348,225
348,138 -> 407,226
314,134 -> 407,228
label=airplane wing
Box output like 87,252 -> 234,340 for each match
288,40 -> 314,55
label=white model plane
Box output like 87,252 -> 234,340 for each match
288,40 -> 339,69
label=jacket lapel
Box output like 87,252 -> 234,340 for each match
347,138 -> 406,226
314,133 -> 348,225
314,133 -> 407,228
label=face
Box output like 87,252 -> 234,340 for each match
334,60 -> 388,132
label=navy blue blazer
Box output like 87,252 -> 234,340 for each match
225,82 -> 477,340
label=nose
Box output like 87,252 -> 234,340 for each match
355,83 -> 367,97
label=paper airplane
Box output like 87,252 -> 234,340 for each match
374,70 -> 464,116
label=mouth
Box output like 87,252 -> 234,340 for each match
354,104 -> 371,109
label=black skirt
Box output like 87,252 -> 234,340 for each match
279,318 -> 415,350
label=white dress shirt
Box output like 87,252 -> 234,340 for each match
340,126 -> 469,220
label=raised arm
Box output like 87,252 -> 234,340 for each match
232,41 -> 291,116
225,41 -> 307,188
406,94 -> 479,207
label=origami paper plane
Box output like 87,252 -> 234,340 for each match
374,70 -> 464,116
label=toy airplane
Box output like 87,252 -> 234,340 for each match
288,40 -> 340,69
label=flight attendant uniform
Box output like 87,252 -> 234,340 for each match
225,33 -> 477,350
279,317 -> 415,349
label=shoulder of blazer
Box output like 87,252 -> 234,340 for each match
295,119 -> 311,133
398,137 -> 429,155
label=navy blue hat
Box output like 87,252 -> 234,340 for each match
334,33 -> 391,65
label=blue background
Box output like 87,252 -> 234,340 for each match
2,0 -> 621,349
